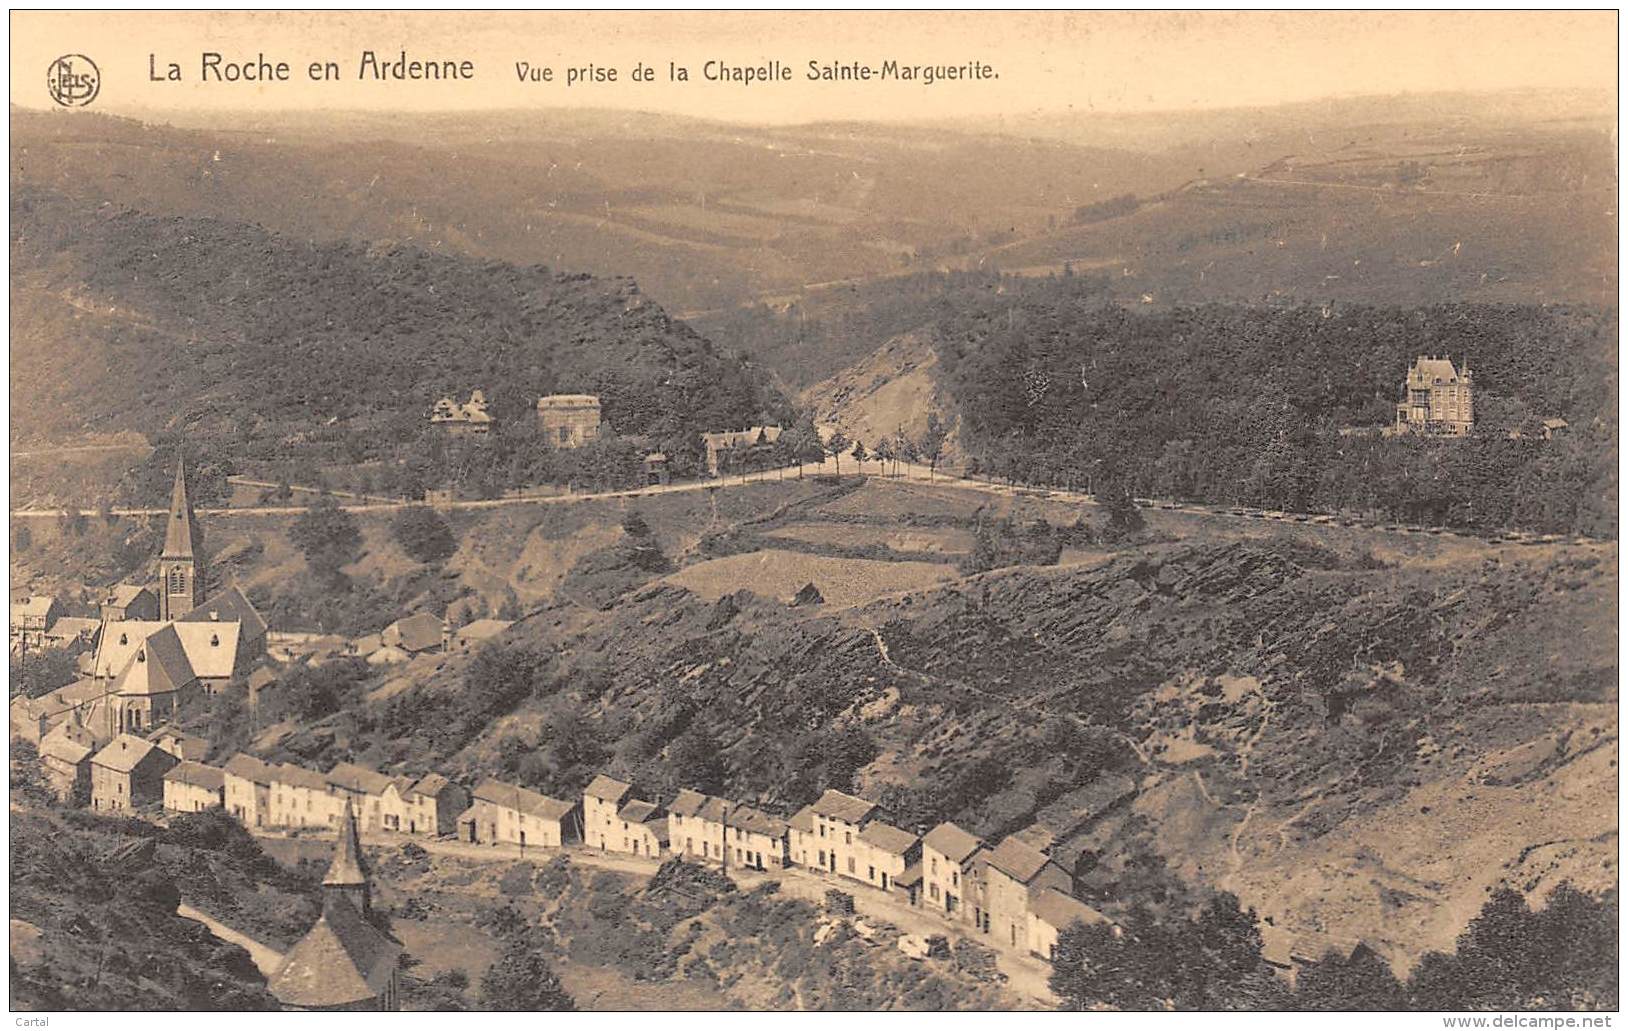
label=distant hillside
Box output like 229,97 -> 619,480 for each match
10,190 -> 785,460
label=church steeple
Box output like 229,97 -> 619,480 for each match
322,799 -> 372,916
157,455 -> 204,621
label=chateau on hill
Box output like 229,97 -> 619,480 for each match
1392,355 -> 1474,436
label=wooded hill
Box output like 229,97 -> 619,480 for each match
11,190 -> 786,476
929,282 -> 1618,535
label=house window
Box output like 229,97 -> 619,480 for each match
952,871 -> 959,888
847,856 -> 855,874
818,850 -> 826,866
931,885 -> 940,900
930,858 -> 938,874
819,825 -> 826,838
844,831 -> 852,845
868,866 -> 875,880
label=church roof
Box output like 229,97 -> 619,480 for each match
268,893 -> 399,1009
110,625 -> 196,697
93,621 -> 169,679
178,584 -> 268,642
168,621 -> 242,681
324,801 -> 371,887
161,456 -> 200,560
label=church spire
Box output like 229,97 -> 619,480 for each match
157,454 -> 204,621
323,799 -> 372,915
161,455 -> 197,559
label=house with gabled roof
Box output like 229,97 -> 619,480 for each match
90,733 -> 178,812
611,798 -> 668,858
38,714 -> 96,799
809,788 -> 884,882
447,618 -> 513,653
668,788 -> 731,863
326,762 -> 393,831
270,801 -> 401,1011
922,822 -> 986,927
982,837 -> 1072,951
148,725 -> 209,762
729,805 -> 789,871
101,584 -> 159,623
224,752 -> 277,827
1027,887 -> 1109,962
458,778 -> 577,848
163,760 -> 226,813
582,773 -> 632,851
787,804 -> 819,869
11,595 -> 62,650
270,762 -> 341,829
858,821 -> 920,897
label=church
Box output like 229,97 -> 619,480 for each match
76,457 -> 269,743
268,801 -> 402,1010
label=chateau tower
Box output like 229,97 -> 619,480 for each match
157,456 -> 204,621
323,800 -> 373,917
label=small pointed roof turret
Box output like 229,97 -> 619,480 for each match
323,799 -> 371,888
161,455 -> 199,560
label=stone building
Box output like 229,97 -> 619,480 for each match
922,821 -> 986,927
269,802 -> 402,1011
536,394 -> 602,449
89,733 -> 178,812
805,788 -> 883,884
1393,355 -> 1474,436
457,777 -> 577,848
582,773 -> 632,851
982,837 -> 1071,951
163,761 -> 226,813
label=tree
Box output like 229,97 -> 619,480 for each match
288,494 -> 362,580
873,437 -> 895,478
917,413 -> 949,481
825,429 -> 852,479
851,439 -> 869,476
479,938 -> 575,1011
392,507 -> 457,564
1100,484 -> 1146,542
1295,945 -> 1407,1010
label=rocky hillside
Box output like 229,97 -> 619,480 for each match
270,496 -> 1614,973
800,331 -> 958,457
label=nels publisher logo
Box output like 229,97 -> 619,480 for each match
47,54 -> 100,107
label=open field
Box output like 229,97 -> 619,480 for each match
662,548 -> 957,608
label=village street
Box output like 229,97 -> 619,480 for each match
248,824 -> 1059,1007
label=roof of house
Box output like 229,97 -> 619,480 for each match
788,804 -> 817,834
1410,356 -> 1462,384
223,753 -> 277,784
668,788 -> 709,817
643,816 -> 671,844
269,894 -> 400,1009
898,862 -> 924,887
109,625 -> 196,697
536,394 -> 601,408
13,595 -> 57,619
1543,417 -> 1570,429
859,821 -> 918,855
1028,887 -> 1107,931
147,725 -> 208,755
617,799 -> 661,824
164,761 -> 226,792
91,734 -> 175,775
44,616 -> 100,640
811,788 -> 878,825
40,720 -> 96,765
455,618 -> 512,642
178,584 -> 269,642
409,772 -> 452,799
471,778 -> 574,821
326,762 -> 393,796
349,633 -> 383,656
731,805 -> 788,838
985,837 -> 1058,885
274,763 -> 330,791
584,773 -> 632,802
923,822 -> 983,864
59,677 -> 108,705
1010,823 -> 1056,854
387,612 -> 445,653
106,584 -> 153,606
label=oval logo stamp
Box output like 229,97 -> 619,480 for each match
47,54 -> 100,107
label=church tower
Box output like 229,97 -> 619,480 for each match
157,456 -> 204,621
323,799 -> 373,917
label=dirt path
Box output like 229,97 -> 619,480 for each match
177,903 -> 284,978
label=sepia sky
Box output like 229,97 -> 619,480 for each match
10,10 -> 1617,122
